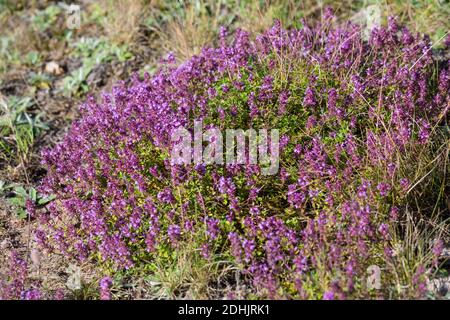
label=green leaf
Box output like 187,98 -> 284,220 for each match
29,188 -> 37,201
38,194 -> 56,206
14,186 -> 27,197
8,196 -> 25,207
17,208 -> 27,219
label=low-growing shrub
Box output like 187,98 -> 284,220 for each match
37,10 -> 449,299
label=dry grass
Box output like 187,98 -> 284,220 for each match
148,0 -> 449,63
0,12 -> 38,61
141,242 -> 238,299
388,209 -> 449,298
384,118 -> 450,298
150,0 -> 223,61
385,0 -> 450,43
235,0 -> 287,34
94,0 -> 148,45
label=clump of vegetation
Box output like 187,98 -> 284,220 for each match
0,95 -> 47,163
34,10 -> 449,299
61,37 -> 132,97
0,0 -> 448,300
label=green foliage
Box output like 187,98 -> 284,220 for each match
31,5 -> 62,32
24,50 -> 41,66
61,37 -> 133,97
0,96 -> 48,160
0,36 -> 20,73
7,185 -> 54,219
28,72 -> 52,90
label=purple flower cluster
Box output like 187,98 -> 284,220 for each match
0,252 -> 41,300
36,10 -> 449,299
99,276 -> 113,300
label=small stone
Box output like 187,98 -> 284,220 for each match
45,61 -> 63,76
0,239 -> 9,250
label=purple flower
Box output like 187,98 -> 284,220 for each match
200,242 -> 211,259
167,224 -> 181,245
157,188 -> 175,204
25,199 -> 36,218
228,232 -> 242,261
205,217 -> 220,240
399,178 -> 410,192
217,176 -> 236,196
378,223 -> 390,240
287,184 -> 305,209
432,239 -> 443,262
21,289 -> 41,300
242,238 -> 256,262
303,87 -> 317,107
377,183 -> 391,197
278,90 -> 289,115
54,289 -> 65,300
357,180 -> 371,199
99,276 -> 113,300
323,291 -> 335,300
